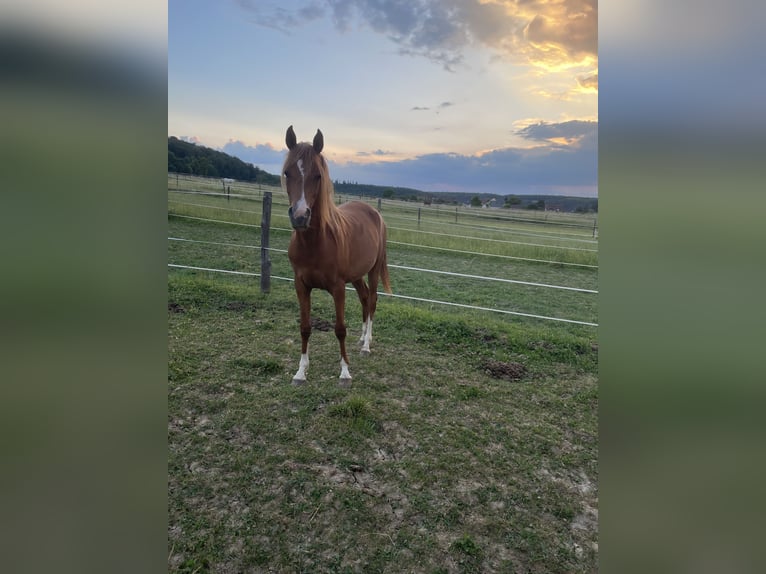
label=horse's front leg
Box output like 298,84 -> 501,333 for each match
351,279 -> 370,351
332,283 -> 352,387
292,281 -> 312,385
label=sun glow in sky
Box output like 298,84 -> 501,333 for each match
169,0 -> 598,196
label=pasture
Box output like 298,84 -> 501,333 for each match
168,174 -> 598,573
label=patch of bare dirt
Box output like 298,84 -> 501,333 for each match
168,301 -> 185,313
539,467 -> 599,559
220,300 -> 255,312
482,359 -> 527,381
281,459 -> 411,530
310,316 -> 334,331
528,340 -> 555,351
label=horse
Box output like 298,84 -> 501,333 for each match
282,125 -> 392,386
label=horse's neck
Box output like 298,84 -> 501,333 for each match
313,189 -> 339,232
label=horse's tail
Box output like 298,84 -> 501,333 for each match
379,222 -> 392,294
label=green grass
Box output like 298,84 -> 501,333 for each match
168,206 -> 598,326
168,183 -> 598,573
168,182 -> 598,267
168,273 -> 597,573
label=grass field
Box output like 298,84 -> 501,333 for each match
168,176 -> 598,573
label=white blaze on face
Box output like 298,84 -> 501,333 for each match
293,158 -> 308,217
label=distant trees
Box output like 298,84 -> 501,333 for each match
470,195 -> 482,207
503,195 -> 521,208
334,182 -> 422,200
575,199 -> 598,213
526,199 -> 546,211
167,137 -> 280,185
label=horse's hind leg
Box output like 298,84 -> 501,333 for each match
352,279 -> 370,351
332,283 -> 353,387
360,269 -> 380,355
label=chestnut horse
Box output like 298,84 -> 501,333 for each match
282,125 -> 391,386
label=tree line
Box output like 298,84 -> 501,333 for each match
338,182 -> 597,213
168,137 -> 280,185
167,137 -> 597,213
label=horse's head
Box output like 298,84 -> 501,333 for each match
283,125 -> 325,230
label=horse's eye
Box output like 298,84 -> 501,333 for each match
283,171 -> 289,178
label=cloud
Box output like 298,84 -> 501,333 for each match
522,1 -> 597,65
515,120 -> 597,145
327,122 -> 598,196
577,72 -> 598,92
216,122 -> 597,196
221,139 -> 285,172
236,0 -> 325,33
411,101 -> 455,114
356,149 -> 395,157
239,1 -> 597,74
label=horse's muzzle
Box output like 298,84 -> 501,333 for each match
288,205 -> 311,230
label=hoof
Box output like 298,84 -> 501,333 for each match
292,378 -> 306,386
360,349 -> 370,357
338,377 -> 352,388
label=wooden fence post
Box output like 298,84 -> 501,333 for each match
418,207 -> 421,226
455,207 -> 458,224
260,192 -> 272,293
377,198 -> 382,212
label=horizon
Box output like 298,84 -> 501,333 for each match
169,135 -> 598,200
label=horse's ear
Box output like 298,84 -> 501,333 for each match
313,129 -> 324,154
286,125 -> 297,150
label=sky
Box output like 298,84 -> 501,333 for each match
169,0 -> 598,197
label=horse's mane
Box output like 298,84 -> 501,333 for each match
282,144 -> 352,242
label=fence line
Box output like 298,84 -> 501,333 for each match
166,222 -> 597,269
387,241 -> 598,269
169,174 -> 597,231
168,213 -> 261,228
169,189 -> 260,201
168,199 -> 261,215
383,293 -> 598,327
169,209 -> 598,254
372,198 -> 596,230
389,264 -> 597,293
386,226 -> 598,252
168,237 -> 595,292
169,237 -> 260,250
167,263 -> 598,327
168,263 -> 293,282
169,195 -> 598,246
364,210 -> 599,243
